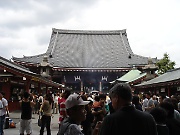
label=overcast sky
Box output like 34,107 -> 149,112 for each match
0,0 -> 180,67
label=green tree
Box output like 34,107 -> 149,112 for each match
156,53 -> 176,74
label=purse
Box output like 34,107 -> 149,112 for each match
38,113 -> 42,127
4,117 -> 9,129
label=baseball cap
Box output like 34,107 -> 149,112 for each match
65,93 -> 90,109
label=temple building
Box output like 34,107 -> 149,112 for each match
12,28 -> 157,93
0,56 -> 61,111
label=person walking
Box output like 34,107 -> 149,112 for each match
53,93 -> 59,114
19,91 -> 35,135
0,92 -> 9,135
58,90 -> 71,128
144,92 -> 155,112
38,94 -> 44,111
39,93 -> 53,135
142,94 -> 148,111
99,83 -> 157,135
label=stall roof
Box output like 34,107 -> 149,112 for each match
135,68 -> 180,87
0,56 -> 61,88
110,69 -> 146,83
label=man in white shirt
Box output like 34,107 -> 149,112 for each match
0,92 -> 9,135
145,92 -> 155,113
142,94 -> 148,112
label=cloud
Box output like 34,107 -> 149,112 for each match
0,0 -> 97,58
0,0 -> 180,68
0,0 -> 97,29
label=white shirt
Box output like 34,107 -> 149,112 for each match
39,96 -> 43,103
54,96 -> 59,104
142,98 -> 148,111
0,98 -> 8,116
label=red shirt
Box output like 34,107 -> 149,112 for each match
59,98 -> 66,125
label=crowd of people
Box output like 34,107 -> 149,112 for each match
11,83 -> 180,135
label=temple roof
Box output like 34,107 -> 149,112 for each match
13,28 -> 157,69
135,68 -> 180,87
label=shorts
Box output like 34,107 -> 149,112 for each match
19,119 -> 32,134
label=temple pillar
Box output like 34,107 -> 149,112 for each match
37,82 -> 41,94
99,82 -> 102,92
46,85 -> 48,94
168,86 -> 170,97
81,81 -> 83,91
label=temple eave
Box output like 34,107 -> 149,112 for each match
52,67 -> 130,72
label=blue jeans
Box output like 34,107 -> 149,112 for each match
0,115 -> 5,135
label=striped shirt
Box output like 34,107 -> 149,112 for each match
59,98 -> 66,125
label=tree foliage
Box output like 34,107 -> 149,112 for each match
156,53 -> 176,74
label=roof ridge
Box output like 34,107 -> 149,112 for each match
12,53 -> 47,59
52,28 -> 126,34
0,56 -> 31,71
166,68 -> 180,73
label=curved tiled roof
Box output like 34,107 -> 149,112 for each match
135,68 -> 180,87
0,56 -> 35,74
13,29 -> 154,68
0,56 -> 61,88
116,69 -> 147,82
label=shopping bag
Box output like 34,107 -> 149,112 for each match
38,118 -> 41,127
4,117 -> 9,129
38,114 -> 42,127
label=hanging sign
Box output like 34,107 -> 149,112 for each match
177,87 -> 180,91
161,88 -> 165,92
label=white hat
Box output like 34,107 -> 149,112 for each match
65,93 -> 90,109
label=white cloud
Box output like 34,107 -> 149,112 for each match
0,0 -> 180,67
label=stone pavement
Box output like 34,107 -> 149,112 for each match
4,110 -> 59,135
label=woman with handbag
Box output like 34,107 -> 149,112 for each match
39,94 -> 53,135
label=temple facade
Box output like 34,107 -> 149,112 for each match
13,28 -> 157,93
